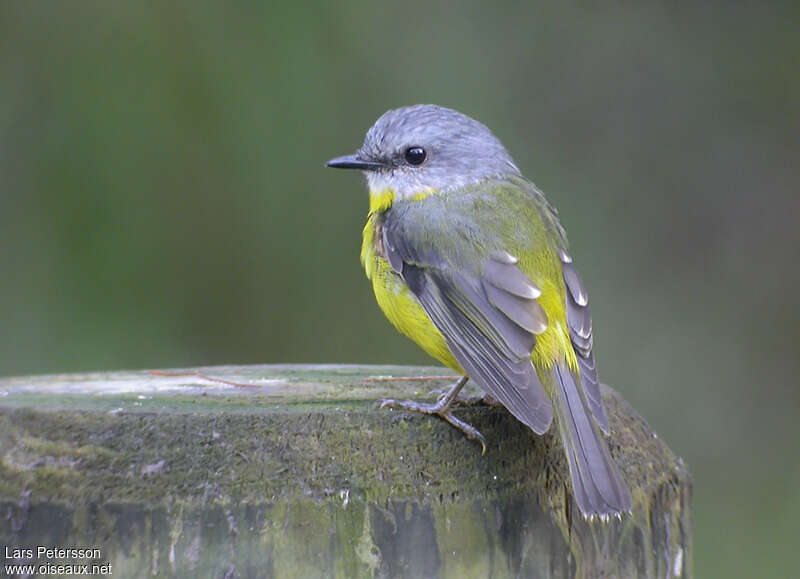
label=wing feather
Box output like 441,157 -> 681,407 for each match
483,283 -> 548,335
384,220 -> 554,434
560,253 -> 609,434
483,258 -> 542,299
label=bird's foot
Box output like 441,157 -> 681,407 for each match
379,376 -> 487,455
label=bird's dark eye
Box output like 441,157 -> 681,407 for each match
404,147 -> 426,166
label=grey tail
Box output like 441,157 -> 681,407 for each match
553,361 -> 632,519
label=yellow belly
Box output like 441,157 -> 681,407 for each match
361,214 -> 463,371
371,256 -> 463,372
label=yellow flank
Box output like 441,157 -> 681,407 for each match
361,187 -> 578,379
507,247 -> 578,373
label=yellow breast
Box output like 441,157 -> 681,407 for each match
361,211 -> 463,372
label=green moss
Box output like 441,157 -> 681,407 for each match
0,365 -> 692,578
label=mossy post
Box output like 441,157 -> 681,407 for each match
0,365 -> 691,578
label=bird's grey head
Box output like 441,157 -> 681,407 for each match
327,105 -> 520,199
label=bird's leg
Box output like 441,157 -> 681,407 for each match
379,376 -> 487,455
364,374 -> 474,402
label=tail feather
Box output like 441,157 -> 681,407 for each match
554,362 -> 632,518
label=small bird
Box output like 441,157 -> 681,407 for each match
327,105 -> 631,518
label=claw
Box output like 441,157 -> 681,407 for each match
439,409 -> 487,455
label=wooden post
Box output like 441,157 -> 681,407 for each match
0,365 -> 691,578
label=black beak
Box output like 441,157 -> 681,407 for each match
326,154 -> 385,171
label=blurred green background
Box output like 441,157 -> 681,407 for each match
1,2 -> 797,576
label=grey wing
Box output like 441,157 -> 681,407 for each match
383,225 -> 554,434
559,250 -> 610,434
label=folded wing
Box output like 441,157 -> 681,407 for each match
382,220 -> 554,434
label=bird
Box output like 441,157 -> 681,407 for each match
326,104 -> 632,518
